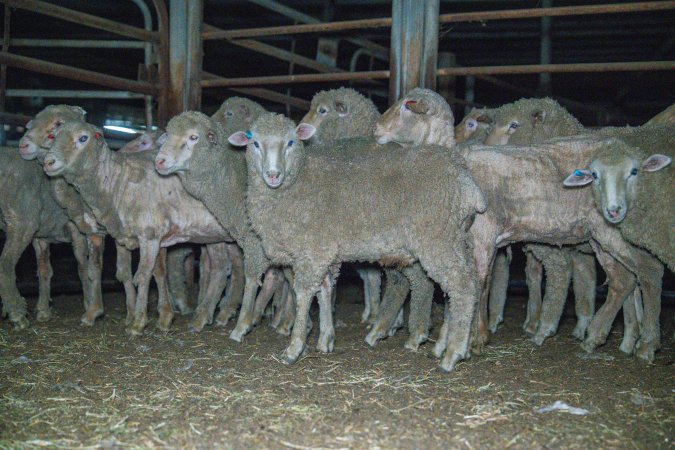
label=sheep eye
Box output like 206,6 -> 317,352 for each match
467,120 -> 476,129
318,107 -> 327,114
630,168 -> 638,176
287,140 -> 294,147
253,141 -> 260,148
591,171 -> 598,179
225,111 -> 233,117
55,120 -> 64,127
79,135 -> 89,143
189,134 -> 199,141
508,122 -> 519,130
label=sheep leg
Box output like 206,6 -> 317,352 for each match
191,243 -> 231,332
190,249 -> 214,331
523,253 -> 544,336
166,246 -> 193,315
365,268 -> 408,347
433,301 -> 451,358
251,268 -> 285,327
115,244 -> 136,326
487,248 -> 512,333
358,267 -> 381,324
633,256 -> 663,362
273,280 -> 295,336
317,271 -> 337,353
419,240 -> 479,372
405,263 -> 434,351
471,236 -> 497,356
0,227 -> 34,330
67,223 -> 91,313
81,234 -> 105,325
619,288 -> 640,354
571,251 -> 596,340
531,251 -> 572,346
154,248 -> 174,332
215,244 -> 245,326
32,239 -> 53,322
582,242 -> 636,353
127,238 -> 160,336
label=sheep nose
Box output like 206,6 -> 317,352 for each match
155,158 -> 166,169
44,158 -> 55,167
606,206 -> 622,219
266,170 -> 280,179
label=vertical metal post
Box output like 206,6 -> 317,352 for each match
1,5 -> 11,113
186,0 -> 203,111
464,75 -> 475,116
169,0 -> 203,114
437,51 -> 456,112
389,0 -> 439,105
539,0 -> 552,95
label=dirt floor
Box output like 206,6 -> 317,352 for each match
1,280 -> 673,449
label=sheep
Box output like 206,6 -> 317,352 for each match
155,110 -> 291,340
229,112 -> 485,372
212,96 -> 267,130
0,146 -> 77,329
454,107 -> 494,144
374,92 -> 661,362
644,103 -> 675,126
18,105 -> 107,325
563,128 -> 674,357
481,98 -> 596,346
301,87 -> 386,326
44,121 -> 234,335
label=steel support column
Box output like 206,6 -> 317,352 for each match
388,0 -> 439,105
169,0 -> 203,114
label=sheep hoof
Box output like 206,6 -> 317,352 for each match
317,331 -> 334,353
531,335 -> 546,347
37,308 -> 52,322
488,317 -> 502,334
432,341 -> 446,359
189,312 -> 209,333
438,351 -> 464,373
229,327 -> 248,343
125,313 -> 134,327
404,333 -> 427,352
157,315 -> 173,332
619,338 -> 636,355
571,326 -> 586,341
126,322 -> 145,337
274,323 -> 292,336
364,329 -> 384,348
522,322 -> 538,337
281,340 -> 308,364
80,307 -> 103,326
215,309 -> 236,327
635,341 -> 657,363
580,339 -> 597,354
11,315 -> 30,331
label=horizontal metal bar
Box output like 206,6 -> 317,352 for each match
6,89 -> 145,99
203,1 -> 675,40
9,38 -> 146,49
0,0 -> 159,43
439,1 -> 675,23
436,61 -> 675,76
0,51 -> 154,95
201,70 -> 390,88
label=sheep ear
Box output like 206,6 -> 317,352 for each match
532,109 -> 546,124
335,101 -> 348,116
563,169 -> 593,186
476,112 -> 492,124
25,120 -> 33,130
295,123 -> 316,140
405,100 -> 430,114
228,131 -> 250,146
157,132 -> 167,146
641,154 -> 671,172
70,106 -> 87,117
207,131 -> 217,145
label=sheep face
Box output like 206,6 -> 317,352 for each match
564,149 -> 671,224
119,131 -> 162,153
484,116 -> 523,145
213,97 -> 264,131
43,123 -> 102,178
155,122 -> 217,176
454,108 -> 493,144
19,105 -> 86,160
375,98 -> 432,146
301,97 -> 347,132
229,119 -> 315,189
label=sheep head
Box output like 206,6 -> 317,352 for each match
454,108 -> 494,144
563,139 -> 671,224
229,113 -> 314,189
374,88 -> 455,147
119,130 -> 163,153
211,97 -> 266,134
301,87 -> 379,143
155,111 -> 220,175
485,98 -> 582,145
19,105 -> 87,161
43,122 -> 105,178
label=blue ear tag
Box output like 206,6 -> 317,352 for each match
245,130 -> 252,139
574,170 -> 583,177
